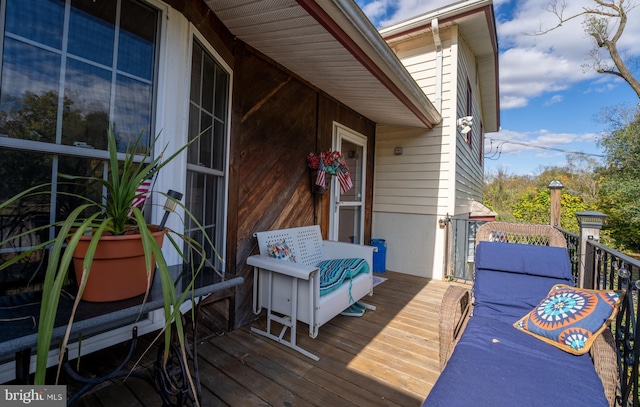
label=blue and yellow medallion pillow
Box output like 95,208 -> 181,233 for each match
514,284 -> 622,355
267,239 -> 296,262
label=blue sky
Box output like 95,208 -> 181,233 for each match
356,0 -> 640,176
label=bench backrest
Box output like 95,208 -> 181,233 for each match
473,241 -> 574,324
254,225 -> 326,267
475,221 -> 567,248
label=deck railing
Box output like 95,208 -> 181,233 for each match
585,240 -> 640,407
557,227 -> 580,285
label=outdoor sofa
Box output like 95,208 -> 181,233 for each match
424,222 -> 620,406
247,225 -> 375,360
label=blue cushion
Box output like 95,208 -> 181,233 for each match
474,242 -> 573,279
423,316 -> 608,406
514,284 -> 622,355
473,242 -> 574,324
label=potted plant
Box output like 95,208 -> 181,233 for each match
0,127 -> 216,398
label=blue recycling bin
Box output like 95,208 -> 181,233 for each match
370,238 -> 387,273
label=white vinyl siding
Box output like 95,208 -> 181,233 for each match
374,25 -> 489,279
374,26 -> 456,217
374,125 -> 449,215
454,35 -> 483,213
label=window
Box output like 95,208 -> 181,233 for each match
479,122 -> 484,166
1,0 -> 158,151
185,39 -> 229,269
466,79 -> 473,147
0,0 -> 160,293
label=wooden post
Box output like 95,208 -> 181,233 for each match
548,180 -> 563,227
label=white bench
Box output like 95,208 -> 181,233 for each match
247,225 -> 376,360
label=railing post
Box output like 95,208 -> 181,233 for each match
548,180 -> 563,227
575,211 -> 608,288
583,237 -> 597,289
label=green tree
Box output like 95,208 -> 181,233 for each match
512,188 -> 551,225
597,113 -> 640,251
512,188 -> 591,234
483,169 -> 536,221
484,154 -> 601,224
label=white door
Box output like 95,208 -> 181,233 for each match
330,123 -> 367,244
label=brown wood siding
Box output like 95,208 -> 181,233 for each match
228,44 -> 376,328
164,0 -> 234,67
169,0 -> 376,330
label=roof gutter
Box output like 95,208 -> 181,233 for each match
297,0 -> 442,128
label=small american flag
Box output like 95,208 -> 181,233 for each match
315,169 -> 326,187
129,165 -> 157,215
337,168 -> 353,193
315,154 -> 326,187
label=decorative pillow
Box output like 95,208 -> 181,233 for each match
514,284 -> 622,355
266,239 -> 296,262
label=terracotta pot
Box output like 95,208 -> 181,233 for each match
72,226 -> 167,302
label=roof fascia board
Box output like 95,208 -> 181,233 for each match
379,0 -> 492,38
297,0 -> 442,128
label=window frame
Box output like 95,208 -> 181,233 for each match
466,78 -> 473,147
183,26 -> 233,273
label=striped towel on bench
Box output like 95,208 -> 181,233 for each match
317,258 -> 369,297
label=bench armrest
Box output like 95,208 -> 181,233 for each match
590,328 -> 618,407
247,254 -> 318,280
323,240 -> 375,268
439,285 -> 471,371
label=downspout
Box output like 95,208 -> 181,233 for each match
432,18 -> 442,113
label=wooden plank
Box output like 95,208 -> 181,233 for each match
208,330 -> 366,407
90,382 -> 145,407
197,352 -> 264,406
235,328 -> 414,407
65,272 -> 448,407
199,340 -> 315,407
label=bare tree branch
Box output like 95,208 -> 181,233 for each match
535,0 -> 640,99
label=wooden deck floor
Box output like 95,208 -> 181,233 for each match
71,272 -> 456,406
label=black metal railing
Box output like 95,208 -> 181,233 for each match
557,227 -> 580,285
586,240 -> 640,407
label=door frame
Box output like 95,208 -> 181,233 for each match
329,122 -> 367,243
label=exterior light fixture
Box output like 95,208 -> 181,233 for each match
456,116 -> 473,135
575,211 -> 608,229
158,189 -> 184,230
548,180 -> 564,189
394,147 -> 403,155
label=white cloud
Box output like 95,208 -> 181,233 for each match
496,0 -> 640,109
485,128 -> 603,157
544,95 -> 564,106
355,0 -> 395,24
361,0 -> 640,110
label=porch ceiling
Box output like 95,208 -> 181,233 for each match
204,0 -> 442,129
